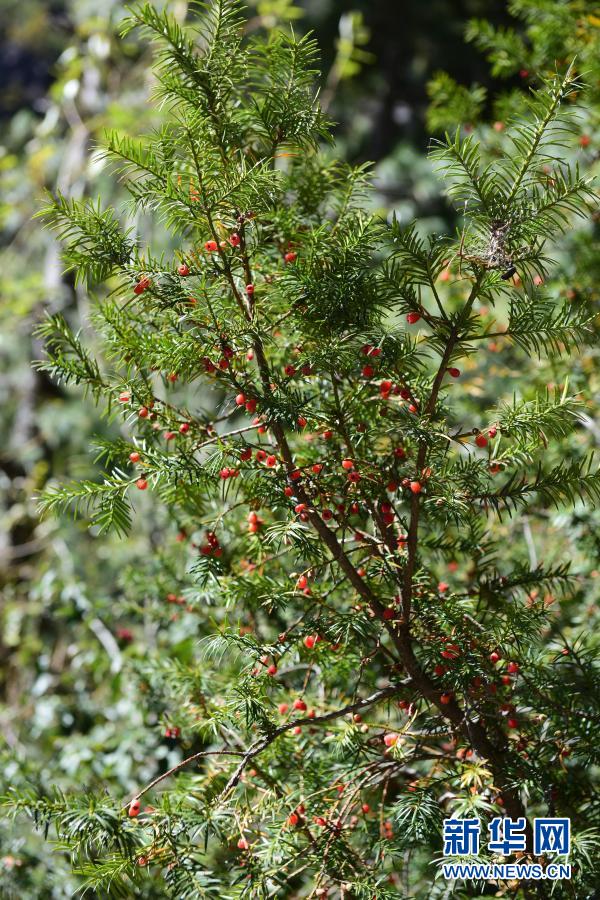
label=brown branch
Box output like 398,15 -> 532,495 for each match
129,749 -> 244,806
218,685 -> 403,799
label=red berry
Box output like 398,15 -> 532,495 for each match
311,463 -> 323,474
361,803 -> 370,813
119,391 -> 130,403
164,431 -> 175,441
236,393 -> 246,406
296,574 -> 308,589
507,718 -> 518,729
129,451 -> 140,463
240,447 -> 252,461
138,407 -> 149,418
304,635 -> 317,649
204,240 -> 218,252
237,837 -> 249,850
293,698 -> 307,711
440,692 -> 452,705
179,422 -> 190,434
409,481 -> 422,494
438,582 -> 449,593
347,471 -> 361,483
322,508 -> 333,520
489,651 -> 501,664
475,434 -> 488,448
245,399 -> 257,414
290,470 -> 302,481
297,415 -> 307,428
278,703 -> 289,715
229,232 -> 241,247
393,447 -> 406,458
361,365 -> 374,377
284,364 -> 296,377
267,664 -> 278,676
341,458 -> 354,470
178,263 -> 190,276
284,251 -> 297,263
136,478 -> 148,490
266,454 -> 277,467
447,367 -> 460,378
406,312 -> 421,324
383,733 -> 398,747
128,799 -> 141,818
579,134 -> 592,148
246,284 -> 255,295
507,661 -> 519,674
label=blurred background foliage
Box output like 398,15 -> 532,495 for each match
1,0 -> 599,895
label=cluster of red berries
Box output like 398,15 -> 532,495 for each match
133,275 -> 151,296
250,654 -> 279,677
202,340 -> 236,374
255,449 -> 278,467
220,466 -> 240,479
235,393 -> 258,414
379,380 -> 412,401
200,532 -> 222,556
277,698 -> 316,719
247,511 -> 263,533
164,726 -> 181,739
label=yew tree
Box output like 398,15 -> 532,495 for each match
11,1 -> 600,895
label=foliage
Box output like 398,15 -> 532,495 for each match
2,2 -> 598,897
